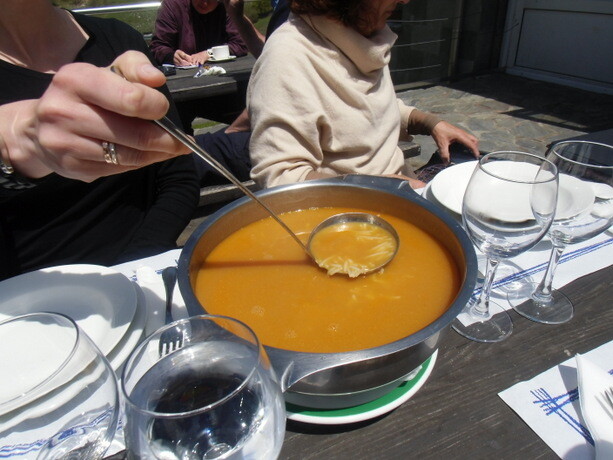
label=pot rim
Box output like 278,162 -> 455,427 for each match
178,175 -> 477,364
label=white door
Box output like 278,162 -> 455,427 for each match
501,0 -> 613,94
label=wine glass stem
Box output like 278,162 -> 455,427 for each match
473,257 -> 500,318
532,244 -> 566,303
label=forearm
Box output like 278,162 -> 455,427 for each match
229,16 -> 264,57
407,109 -> 442,136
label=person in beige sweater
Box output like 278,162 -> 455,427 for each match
247,0 -> 479,189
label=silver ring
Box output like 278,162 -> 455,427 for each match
102,141 -> 119,165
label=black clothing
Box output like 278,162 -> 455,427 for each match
192,0 -> 290,186
266,0 -> 290,38
0,13 -> 199,281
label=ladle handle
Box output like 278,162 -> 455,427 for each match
154,117 -> 309,253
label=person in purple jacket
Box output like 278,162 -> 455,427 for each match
150,0 -> 248,66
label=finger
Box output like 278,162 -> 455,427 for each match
36,93 -> 190,160
438,144 -> 451,164
46,62 -> 170,121
36,133 -> 185,182
109,50 -> 166,88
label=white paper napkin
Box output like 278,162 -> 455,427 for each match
194,65 -> 226,77
499,340 -> 613,459
576,354 -> 613,460
113,250 -> 187,337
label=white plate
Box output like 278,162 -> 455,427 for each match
208,55 -> 236,63
286,350 -> 438,425
0,318 -> 76,405
106,284 -> 147,372
0,265 -> 137,356
430,161 -> 478,215
556,174 -> 595,220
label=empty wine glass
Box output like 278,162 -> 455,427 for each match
511,140 -> 613,324
452,151 -> 558,342
0,312 -> 119,459
121,314 -> 286,459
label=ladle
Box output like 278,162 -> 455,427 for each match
155,116 -> 398,275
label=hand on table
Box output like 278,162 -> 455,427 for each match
431,121 -> 480,164
173,49 -> 194,67
190,51 -> 210,65
0,50 -> 190,183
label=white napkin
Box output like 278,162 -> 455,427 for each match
499,340 -> 613,459
194,65 -> 226,77
134,266 -> 188,337
576,354 -> 613,460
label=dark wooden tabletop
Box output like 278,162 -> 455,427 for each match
279,264 -> 613,460
165,55 -> 256,103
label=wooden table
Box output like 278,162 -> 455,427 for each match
165,54 -> 256,103
165,54 -> 256,129
279,265 -> 613,459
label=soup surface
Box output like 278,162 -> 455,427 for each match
194,207 -> 461,353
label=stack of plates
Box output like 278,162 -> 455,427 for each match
0,264 -> 147,372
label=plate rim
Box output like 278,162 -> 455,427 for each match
0,264 -> 137,356
429,161 -> 478,215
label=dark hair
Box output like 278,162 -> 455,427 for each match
290,0 -> 374,35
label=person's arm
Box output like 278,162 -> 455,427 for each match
398,101 -> 480,164
223,6 -> 249,57
225,108 -> 251,133
249,50 -> 330,187
0,51 -> 190,184
149,2 -> 183,65
222,0 -> 265,58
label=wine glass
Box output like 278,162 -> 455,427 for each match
511,141 -> 613,324
0,312 -> 120,459
452,151 -> 558,342
121,314 -> 286,460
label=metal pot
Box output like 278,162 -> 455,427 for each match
178,175 -> 477,409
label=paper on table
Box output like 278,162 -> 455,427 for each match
499,340 -> 613,459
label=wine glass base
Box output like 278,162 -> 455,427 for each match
511,283 -> 574,325
452,301 -> 513,343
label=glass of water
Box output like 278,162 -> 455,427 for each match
0,312 -> 119,459
121,314 -> 286,459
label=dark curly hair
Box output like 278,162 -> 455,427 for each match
289,0 -> 375,36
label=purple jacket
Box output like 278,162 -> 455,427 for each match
150,0 -> 248,64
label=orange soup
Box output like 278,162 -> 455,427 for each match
194,207 -> 461,353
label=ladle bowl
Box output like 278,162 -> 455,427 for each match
307,212 -> 400,277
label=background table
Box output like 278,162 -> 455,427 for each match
279,265 -> 612,459
165,55 -> 256,131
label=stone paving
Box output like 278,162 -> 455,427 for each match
398,72 -> 613,169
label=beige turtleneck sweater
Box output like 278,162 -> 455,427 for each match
247,13 -> 438,188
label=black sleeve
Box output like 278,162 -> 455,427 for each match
266,0 -> 290,38
117,154 -> 199,262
